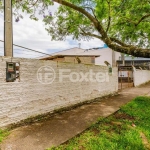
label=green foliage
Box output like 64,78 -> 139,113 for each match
46,0 -> 150,48
48,96 -> 150,150
0,129 -> 9,143
46,4 -> 95,40
107,0 -> 150,47
11,0 -> 54,22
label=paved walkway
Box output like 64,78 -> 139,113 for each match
1,83 -> 150,150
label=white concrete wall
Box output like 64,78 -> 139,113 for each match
0,56 -> 118,128
133,68 -> 150,87
95,49 -> 121,66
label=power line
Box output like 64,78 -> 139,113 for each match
13,48 -> 44,54
0,47 -> 46,57
0,39 -> 52,57
14,52 -> 43,56
0,49 -> 46,57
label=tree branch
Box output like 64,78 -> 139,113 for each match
135,14 -> 150,26
106,0 -> 111,33
28,0 -> 39,9
79,27 -> 102,40
83,6 -> 98,21
109,43 -> 150,58
110,37 -> 131,47
53,0 -> 109,39
123,14 -> 150,26
53,0 -> 98,24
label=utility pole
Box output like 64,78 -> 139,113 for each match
4,0 -> 13,57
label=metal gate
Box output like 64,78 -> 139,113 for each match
118,67 -> 134,90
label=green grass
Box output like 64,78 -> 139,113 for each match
48,96 -> 150,150
0,129 -> 9,143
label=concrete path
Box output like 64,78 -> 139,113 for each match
1,83 -> 150,150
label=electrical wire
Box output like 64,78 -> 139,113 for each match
0,39 -> 52,57
13,48 -> 45,56
0,48 -> 47,58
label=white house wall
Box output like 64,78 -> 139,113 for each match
95,49 -> 121,66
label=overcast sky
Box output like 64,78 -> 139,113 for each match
0,3 -> 104,58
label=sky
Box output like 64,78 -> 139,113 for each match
0,3 -> 104,58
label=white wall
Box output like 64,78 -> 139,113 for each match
95,49 -> 121,66
133,68 -> 150,86
0,56 -> 118,128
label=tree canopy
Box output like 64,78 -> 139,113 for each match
1,0 -> 150,57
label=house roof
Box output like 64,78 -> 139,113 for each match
40,54 -> 100,60
39,47 -> 112,60
38,47 -> 85,59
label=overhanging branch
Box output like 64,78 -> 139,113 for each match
135,14 -> 150,26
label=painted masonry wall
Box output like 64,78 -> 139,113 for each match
52,56 -> 94,64
64,56 -> 93,64
0,56 -> 118,128
133,69 -> 150,87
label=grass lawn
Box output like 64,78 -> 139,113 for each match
0,129 -> 9,143
49,96 -> 150,150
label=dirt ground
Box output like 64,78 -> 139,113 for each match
1,83 -> 150,150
